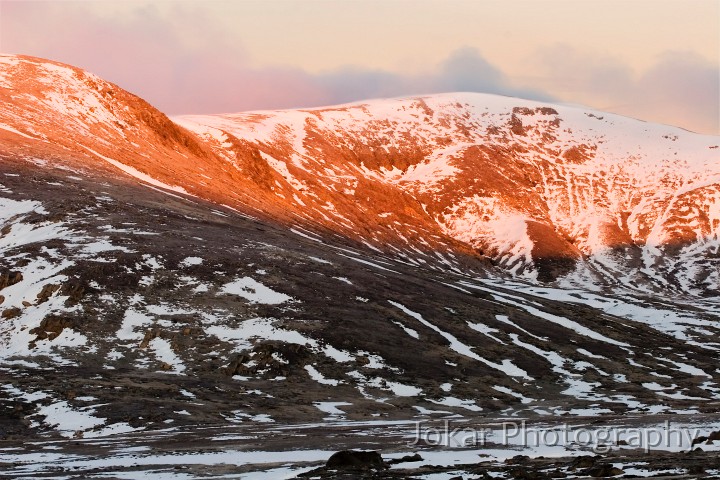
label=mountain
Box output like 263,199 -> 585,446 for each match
175,96 -> 719,292
1,54 -> 719,446
4,56 -> 719,292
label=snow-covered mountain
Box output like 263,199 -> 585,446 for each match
175,95 -> 719,293
3,55 -> 718,294
1,54 -> 719,443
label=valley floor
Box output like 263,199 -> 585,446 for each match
2,414 -> 720,478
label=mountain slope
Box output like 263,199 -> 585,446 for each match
175,94 -> 720,291
0,54 -> 333,223
1,55 -> 719,441
3,55 -> 718,294
2,159 -> 719,439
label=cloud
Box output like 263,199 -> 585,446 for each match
531,45 -> 719,134
1,1 -> 550,113
633,52 -> 719,134
436,47 -> 507,92
1,2 -> 716,133
312,48 -> 553,108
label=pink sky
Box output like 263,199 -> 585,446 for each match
0,0 -> 718,134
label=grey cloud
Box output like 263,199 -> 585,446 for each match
435,47 -> 506,92
1,2 -> 552,112
1,2 -> 716,133
633,52 -> 719,133
312,47 -> 554,108
532,45 -> 718,134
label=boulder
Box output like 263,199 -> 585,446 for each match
325,450 -> 385,471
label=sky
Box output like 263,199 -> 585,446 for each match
0,0 -> 718,134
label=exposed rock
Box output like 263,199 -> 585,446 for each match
28,315 -> 77,344
568,455 -> 598,470
1,307 -> 21,319
60,279 -> 87,304
387,453 -> 423,464
508,467 -> 549,479
325,450 -> 385,471
506,455 -> 531,464
36,284 -> 61,303
0,270 -> 23,290
585,464 -> 624,477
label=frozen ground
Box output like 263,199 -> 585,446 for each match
1,414 -> 719,478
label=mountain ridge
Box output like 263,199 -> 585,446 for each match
174,90 -> 720,293
2,54 -> 719,295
